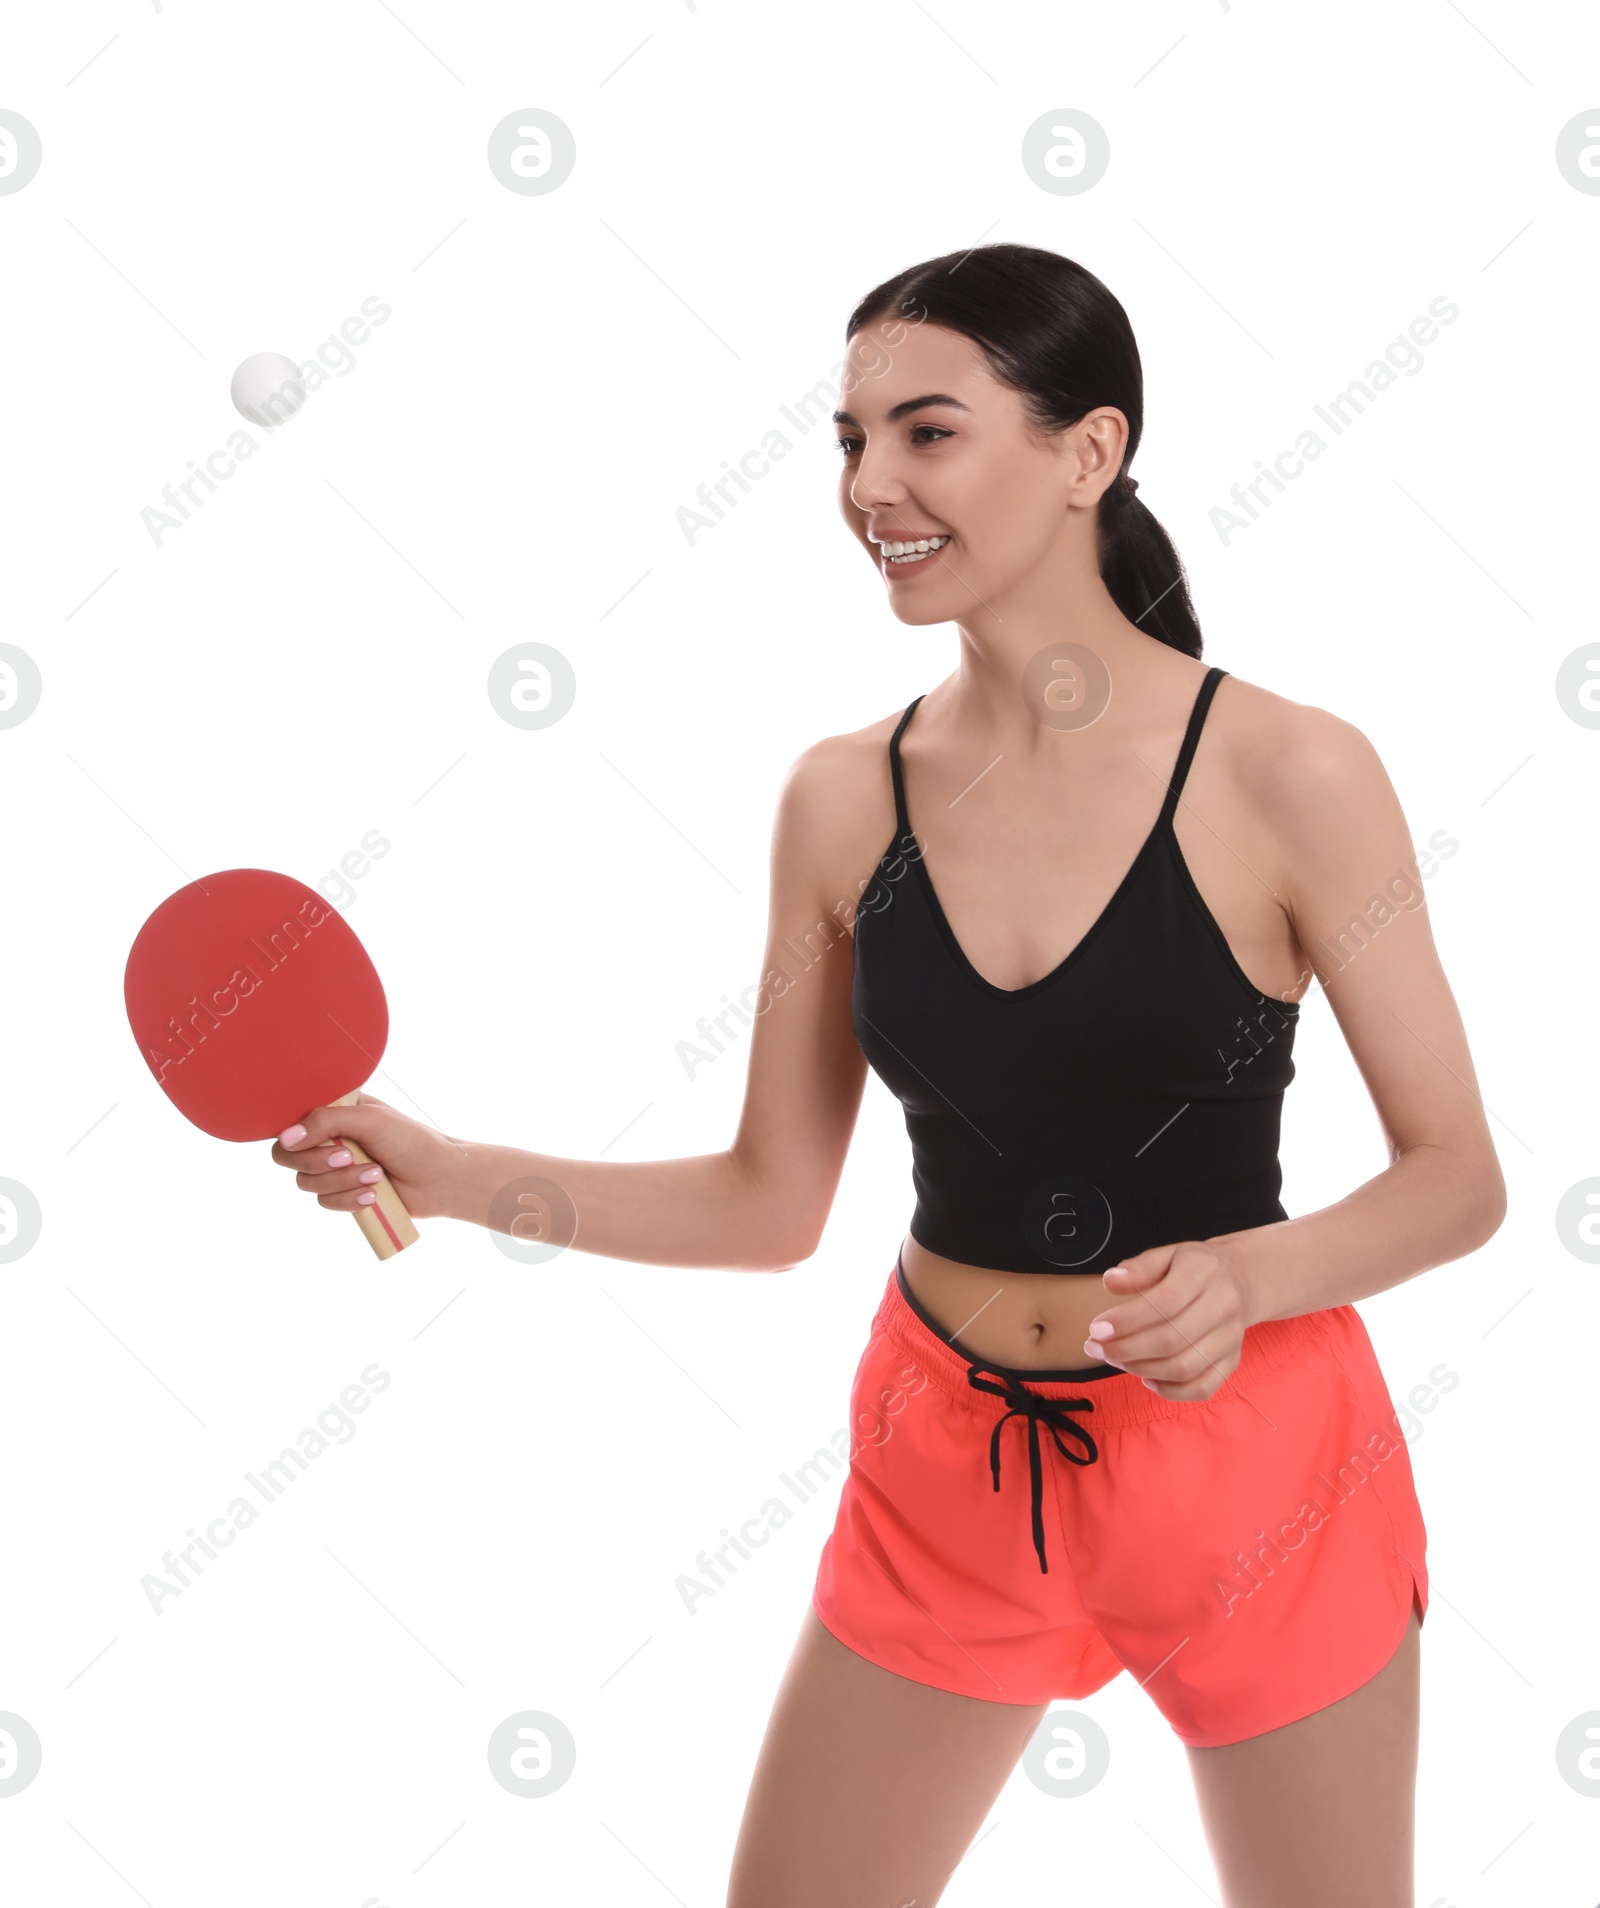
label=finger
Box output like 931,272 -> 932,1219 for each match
272,1138 -> 356,1174
316,1182 -> 386,1213
1121,1321 -> 1243,1395
1098,1258 -> 1168,1302
274,1099 -> 391,1153
296,1163 -> 386,1199
1098,1305 -> 1220,1381
1091,1293 -> 1210,1365
1085,1283 -> 1193,1360
1141,1363 -> 1233,1403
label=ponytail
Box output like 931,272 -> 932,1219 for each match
1094,471 -> 1202,657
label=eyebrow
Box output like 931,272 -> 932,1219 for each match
832,393 -> 972,429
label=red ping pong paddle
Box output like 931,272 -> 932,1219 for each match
123,867 -> 418,1259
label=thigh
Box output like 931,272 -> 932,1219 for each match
1184,1607 -> 1421,1908
726,1605 -> 1049,1908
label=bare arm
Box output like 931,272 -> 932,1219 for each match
1215,706 -> 1507,1325
272,740 -> 874,1273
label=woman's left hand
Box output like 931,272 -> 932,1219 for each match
1082,1240 -> 1257,1401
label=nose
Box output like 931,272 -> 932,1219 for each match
849,449 -> 905,516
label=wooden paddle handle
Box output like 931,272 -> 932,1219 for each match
331,1090 -> 418,1260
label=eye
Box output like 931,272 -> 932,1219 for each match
835,425 -> 954,456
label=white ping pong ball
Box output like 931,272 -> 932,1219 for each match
230,352 -> 306,428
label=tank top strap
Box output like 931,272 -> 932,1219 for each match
887,694 -> 926,841
1157,666 -> 1228,830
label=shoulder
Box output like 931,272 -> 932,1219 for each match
777,704 -> 908,826
769,703 -> 915,896
1210,668 -> 1392,813
1208,669 -> 1410,898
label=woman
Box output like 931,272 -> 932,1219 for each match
273,244 -> 1505,1907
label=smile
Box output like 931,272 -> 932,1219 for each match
880,535 -> 950,571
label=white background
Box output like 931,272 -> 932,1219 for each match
1,1 -> 1595,1903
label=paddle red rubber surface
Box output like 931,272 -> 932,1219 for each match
124,868 -> 389,1143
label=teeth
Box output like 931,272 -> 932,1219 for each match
883,536 -> 949,563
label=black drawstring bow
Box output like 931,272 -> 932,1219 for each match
965,1365 -> 1100,1574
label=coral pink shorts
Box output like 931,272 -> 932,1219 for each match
811,1256 -> 1428,1748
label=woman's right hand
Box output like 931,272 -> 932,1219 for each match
270,1091 -> 471,1223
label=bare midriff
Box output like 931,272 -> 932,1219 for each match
899,1233 -> 1119,1370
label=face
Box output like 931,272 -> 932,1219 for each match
834,317 -> 1127,624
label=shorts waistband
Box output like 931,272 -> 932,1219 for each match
878,1249 -> 1336,1432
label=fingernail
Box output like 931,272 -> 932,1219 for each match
1142,1378 -> 1160,1390
1082,1340 -> 1104,1360
1087,1319 -> 1115,1340
357,1191 -> 377,1206
327,1150 -> 353,1168
357,1166 -> 382,1184
279,1123 -> 307,1147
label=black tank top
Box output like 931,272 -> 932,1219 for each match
851,666 -> 1299,1276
